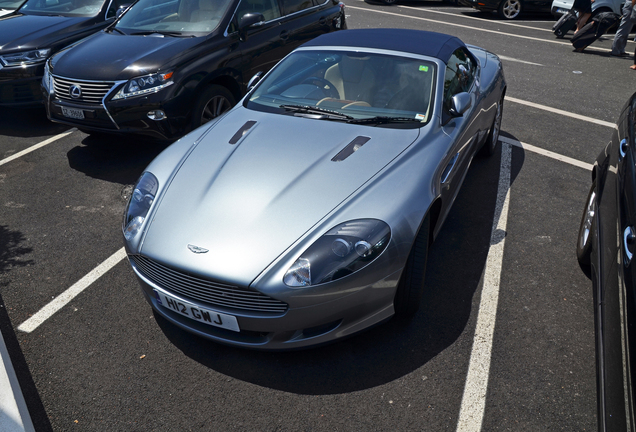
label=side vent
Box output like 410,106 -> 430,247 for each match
229,120 -> 257,144
331,136 -> 371,162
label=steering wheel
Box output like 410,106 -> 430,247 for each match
301,77 -> 340,99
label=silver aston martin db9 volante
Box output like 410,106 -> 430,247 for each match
123,28 -> 507,350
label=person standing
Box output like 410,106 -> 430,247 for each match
573,0 -> 593,32
611,0 -> 636,56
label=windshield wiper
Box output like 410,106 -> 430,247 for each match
280,104 -> 353,121
347,116 -> 423,125
130,30 -> 192,37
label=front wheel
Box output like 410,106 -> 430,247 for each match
577,181 -> 597,269
191,85 -> 235,130
394,214 -> 430,319
498,0 -> 522,19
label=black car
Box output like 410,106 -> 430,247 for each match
0,0 -> 129,106
577,92 -> 636,430
42,0 -> 346,140
459,0 -> 551,19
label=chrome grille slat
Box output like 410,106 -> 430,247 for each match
130,255 -> 288,314
52,75 -> 116,104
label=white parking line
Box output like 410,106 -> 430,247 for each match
498,56 -> 544,66
456,141 -> 512,432
506,97 -> 616,129
500,136 -> 594,170
17,248 -> 126,333
0,130 -> 76,167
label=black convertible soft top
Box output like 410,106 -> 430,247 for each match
302,28 -> 466,65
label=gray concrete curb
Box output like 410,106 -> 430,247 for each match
0,329 -> 34,432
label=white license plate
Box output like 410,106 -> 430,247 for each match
557,8 -> 569,13
154,289 -> 240,332
61,107 -> 85,120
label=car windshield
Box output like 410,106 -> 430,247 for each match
115,0 -> 232,36
0,0 -> 22,10
18,0 -> 105,16
247,50 -> 437,128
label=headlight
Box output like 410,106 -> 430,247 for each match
283,219 -> 391,287
0,49 -> 51,67
123,172 -> 159,241
112,71 -> 174,100
42,61 -> 53,94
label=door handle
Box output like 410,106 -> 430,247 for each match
319,16 -> 327,26
280,30 -> 289,40
441,152 -> 459,184
624,226 -> 635,264
620,138 -> 629,160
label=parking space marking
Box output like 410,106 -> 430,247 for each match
0,130 -> 75,167
500,136 -> 594,170
17,248 -> 126,333
456,141 -> 512,432
348,5 -> 612,53
498,56 -> 544,66
506,97 -> 616,128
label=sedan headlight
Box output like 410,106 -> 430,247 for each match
123,172 -> 159,241
42,61 -> 53,94
284,219 -> 391,287
0,49 -> 51,67
112,71 -> 174,100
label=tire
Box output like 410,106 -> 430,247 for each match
498,0 -> 522,19
479,96 -> 503,157
394,214 -> 431,319
191,85 -> 235,130
382,0 -> 397,5
577,181 -> 597,269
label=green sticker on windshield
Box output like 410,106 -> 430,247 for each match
419,65 -> 429,72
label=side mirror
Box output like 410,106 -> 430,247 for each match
449,92 -> 471,117
247,71 -> 263,91
238,13 -> 265,41
116,4 -> 131,18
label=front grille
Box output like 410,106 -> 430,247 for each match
130,255 -> 289,315
52,75 -> 115,104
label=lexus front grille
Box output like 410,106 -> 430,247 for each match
52,75 -> 116,104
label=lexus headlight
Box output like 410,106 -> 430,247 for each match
112,71 -> 174,100
284,219 -> 390,287
0,49 -> 51,67
123,172 -> 159,241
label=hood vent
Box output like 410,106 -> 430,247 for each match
332,136 -> 371,162
229,120 -> 257,144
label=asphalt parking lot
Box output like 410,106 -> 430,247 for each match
0,2 -> 633,430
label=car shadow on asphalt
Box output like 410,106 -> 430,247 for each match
66,133 -> 172,186
0,106 -> 69,139
154,133 -> 527,395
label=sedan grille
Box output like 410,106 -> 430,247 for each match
129,255 -> 288,315
52,75 -> 116,104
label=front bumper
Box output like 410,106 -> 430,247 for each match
129,253 -> 401,350
0,63 -> 45,106
43,79 -> 189,140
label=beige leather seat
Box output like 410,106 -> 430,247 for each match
325,56 -> 376,102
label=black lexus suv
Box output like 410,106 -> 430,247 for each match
42,0 -> 346,140
0,0 -> 129,106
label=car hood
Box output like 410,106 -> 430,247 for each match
0,14 -> 88,51
50,31 -> 202,80
141,109 -> 421,286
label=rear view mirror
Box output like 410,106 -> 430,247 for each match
247,71 -> 263,91
450,92 -> 471,117
116,4 -> 131,18
238,13 -> 265,41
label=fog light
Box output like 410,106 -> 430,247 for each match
147,110 -> 166,121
